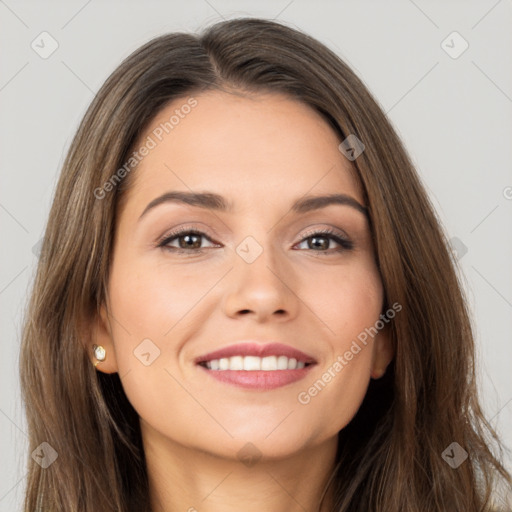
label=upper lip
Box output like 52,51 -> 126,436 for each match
195,342 -> 317,365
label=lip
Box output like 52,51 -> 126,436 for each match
194,342 -> 317,365
197,365 -> 315,390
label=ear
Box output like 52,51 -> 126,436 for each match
86,303 -> 119,374
370,323 -> 394,380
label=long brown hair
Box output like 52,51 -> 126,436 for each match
20,17 -> 511,511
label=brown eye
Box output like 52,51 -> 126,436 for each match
306,235 -> 330,250
176,233 -> 202,249
158,229 -> 218,253
295,229 -> 353,254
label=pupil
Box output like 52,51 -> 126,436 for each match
180,234 -> 200,249
310,236 -> 328,250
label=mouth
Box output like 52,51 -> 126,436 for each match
195,342 -> 317,390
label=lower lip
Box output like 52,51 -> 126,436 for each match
197,364 -> 315,390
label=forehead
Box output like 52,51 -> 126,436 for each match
123,90 -> 364,213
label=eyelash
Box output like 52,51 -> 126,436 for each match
156,226 -> 354,255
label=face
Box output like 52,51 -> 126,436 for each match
91,90 -> 393,460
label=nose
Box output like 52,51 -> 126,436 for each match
221,239 -> 299,323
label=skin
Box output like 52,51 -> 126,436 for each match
90,90 -> 394,512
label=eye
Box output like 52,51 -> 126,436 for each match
295,228 -> 353,254
157,227 -> 353,255
157,228 -> 219,254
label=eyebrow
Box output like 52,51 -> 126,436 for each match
138,191 -> 368,220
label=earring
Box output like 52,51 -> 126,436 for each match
93,344 -> 106,367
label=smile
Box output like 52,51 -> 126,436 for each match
195,341 -> 317,390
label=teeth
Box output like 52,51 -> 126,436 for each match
204,355 -> 307,371
244,356 -> 261,370
230,355 -> 244,370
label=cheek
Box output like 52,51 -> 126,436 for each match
105,255 -> 210,436
301,255 -> 383,344
292,259 -> 383,425
108,254 -> 215,348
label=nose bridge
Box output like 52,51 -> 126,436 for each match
234,232 -> 285,288
222,230 -> 297,319
229,205 -> 281,271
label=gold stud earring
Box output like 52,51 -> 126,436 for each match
93,344 -> 106,367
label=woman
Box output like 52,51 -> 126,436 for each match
19,17 -> 512,511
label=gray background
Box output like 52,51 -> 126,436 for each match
1,1 -> 511,509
